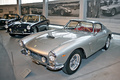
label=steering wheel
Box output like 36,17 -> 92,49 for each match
84,27 -> 92,32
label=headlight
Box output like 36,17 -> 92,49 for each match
5,25 -> 8,29
27,25 -> 31,30
48,51 -> 56,62
19,40 -> 24,47
5,21 -> 8,24
9,28 -> 12,32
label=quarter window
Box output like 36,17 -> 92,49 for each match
40,16 -> 46,21
94,24 -> 102,33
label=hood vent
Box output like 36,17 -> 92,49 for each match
47,32 -> 55,39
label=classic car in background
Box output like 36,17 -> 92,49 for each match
31,8 -> 42,14
7,14 -> 50,37
19,19 -> 112,74
101,0 -> 120,16
51,4 -> 72,16
0,14 -> 21,29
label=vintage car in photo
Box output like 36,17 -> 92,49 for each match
0,14 -> 21,29
51,4 -> 72,16
101,0 -> 120,16
7,14 -> 50,37
19,19 -> 112,75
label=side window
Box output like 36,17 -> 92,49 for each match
40,16 -> 46,21
94,24 -> 102,33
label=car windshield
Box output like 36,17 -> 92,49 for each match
22,15 -> 39,23
65,20 -> 93,33
3,14 -> 16,19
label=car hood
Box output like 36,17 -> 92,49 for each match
0,19 -> 14,22
101,5 -> 117,10
25,30 -> 90,56
13,21 -> 36,28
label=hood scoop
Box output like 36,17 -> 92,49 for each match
47,32 -> 55,39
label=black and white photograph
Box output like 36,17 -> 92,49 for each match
87,0 -> 120,19
21,3 -> 43,15
48,1 -> 79,17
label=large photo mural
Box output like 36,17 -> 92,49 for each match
48,1 -> 79,17
87,0 -> 120,19
20,0 -> 120,19
21,3 -> 43,15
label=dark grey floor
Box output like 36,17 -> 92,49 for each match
0,35 -> 16,80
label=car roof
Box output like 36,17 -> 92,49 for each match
70,19 -> 101,24
24,14 -> 42,16
4,14 -> 19,15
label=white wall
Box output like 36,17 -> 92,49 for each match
0,0 -> 16,5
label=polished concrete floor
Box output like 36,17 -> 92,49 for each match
0,27 -> 120,80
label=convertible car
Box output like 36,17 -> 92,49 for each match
7,14 -> 50,37
19,19 -> 112,74
0,14 -> 21,29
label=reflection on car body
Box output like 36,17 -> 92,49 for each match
19,19 -> 112,75
0,14 -> 21,29
7,14 -> 50,37
101,0 -> 120,16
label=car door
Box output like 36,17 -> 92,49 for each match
93,23 -> 107,51
38,15 -> 48,31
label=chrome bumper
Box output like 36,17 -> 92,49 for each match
9,32 -> 31,35
21,49 -> 64,70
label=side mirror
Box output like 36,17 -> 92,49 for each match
92,31 -> 97,36
103,30 -> 107,33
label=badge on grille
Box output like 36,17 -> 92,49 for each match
34,45 -> 37,48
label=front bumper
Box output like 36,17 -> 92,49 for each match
8,28 -> 32,35
65,10 -> 72,13
0,25 -> 6,29
102,9 -> 111,14
21,49 -> 64,70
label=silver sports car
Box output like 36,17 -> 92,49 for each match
19,19 -> 112,75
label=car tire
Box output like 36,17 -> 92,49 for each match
51,9 -> 55,14
103,37 -> 111,50
111,9 -> 116,16
9,34 -> 15,37
33,27 -> 38,33
62,49 -> 82,75
60,10 -> 65,16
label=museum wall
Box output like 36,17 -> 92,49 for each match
0,5 -> 17,18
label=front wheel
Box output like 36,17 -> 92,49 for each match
33,27 -> 38,33
62,49 -> 82,75
111,9 -> 116,16
51,9 -> 55,14
9,34 -> 15,37
60,10 -> 65,16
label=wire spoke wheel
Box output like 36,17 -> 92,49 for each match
33,27 -> 37,33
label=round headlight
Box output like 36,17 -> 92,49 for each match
27,50 -> 31,56
9,28 -> 12,32
5,25 -> 8,29
19,40 -> 24,47
5,21 -> 8,24
41,57 -> 46,63
48,51 -> 56,62
27,25 -> 31,30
